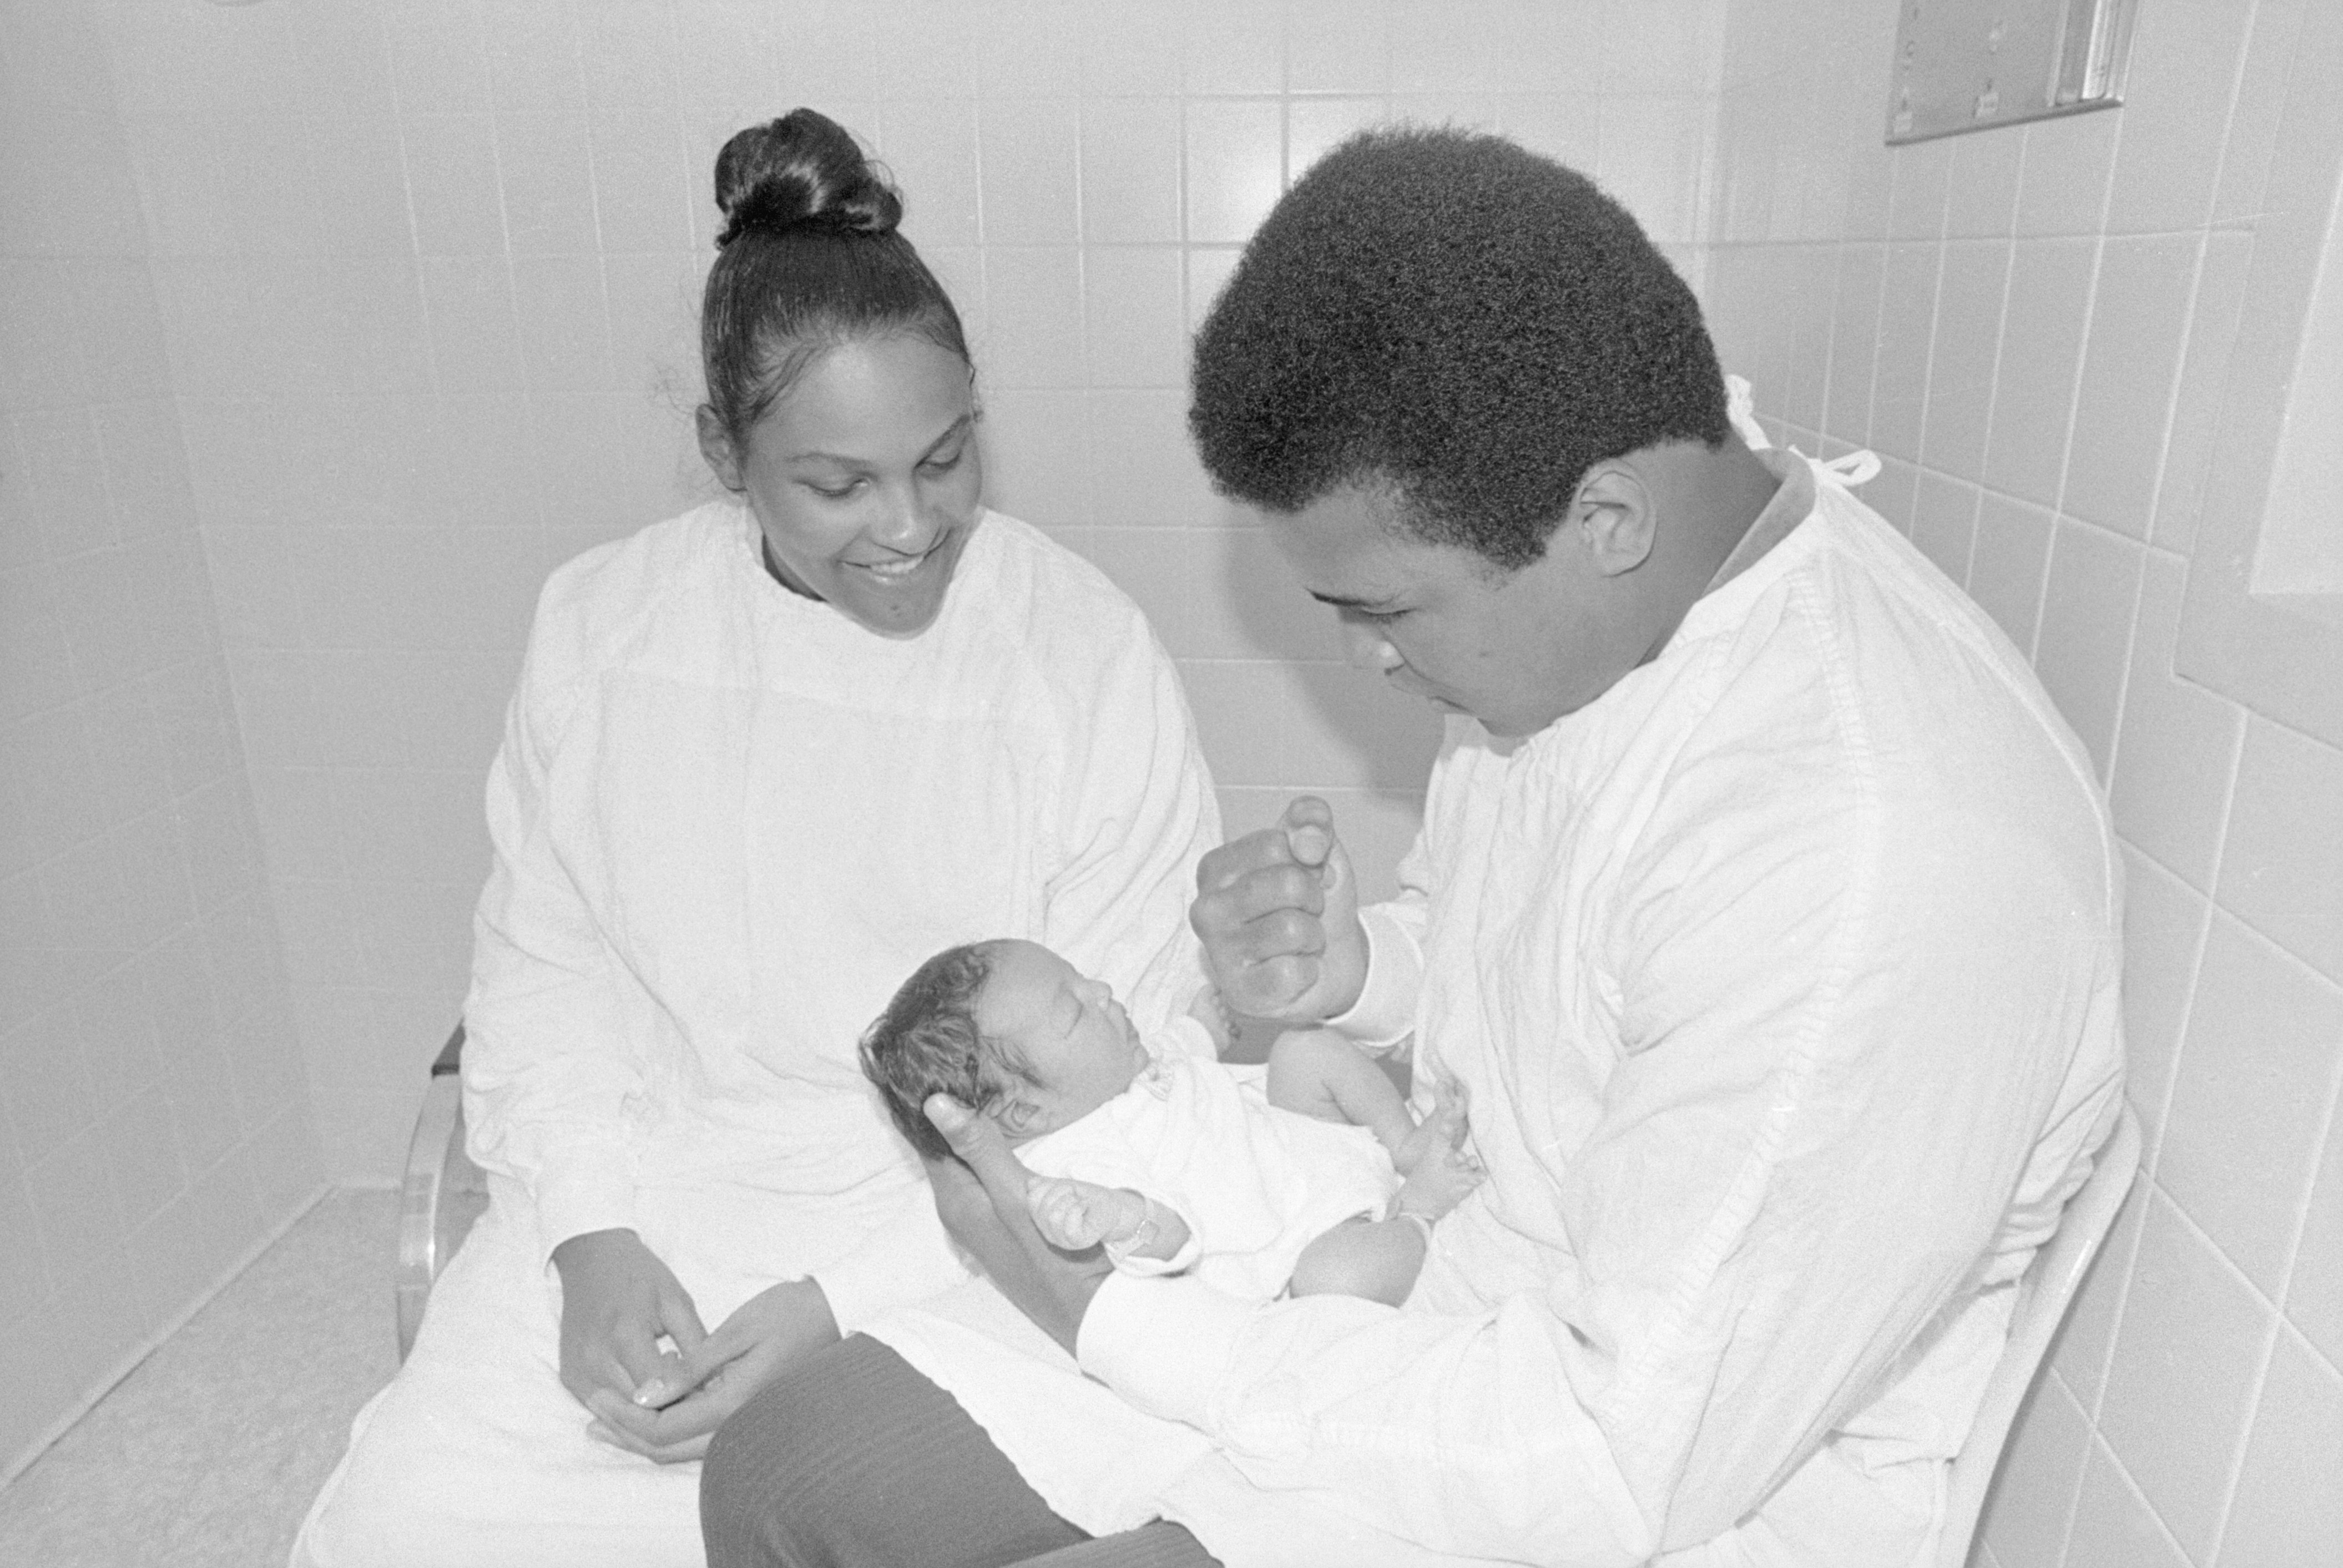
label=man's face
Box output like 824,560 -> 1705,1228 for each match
1270,485 -> 1620,738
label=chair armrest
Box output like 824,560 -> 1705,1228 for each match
397,1024 -> 484,1361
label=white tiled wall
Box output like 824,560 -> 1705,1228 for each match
70,0 -> 1726,1187
13,0 -> 2329,1549
1703,1 -> 2342,1561
0,0 -> 324,1482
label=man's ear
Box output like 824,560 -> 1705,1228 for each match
1570,462 -> 1657,578
696,405 -> 745,493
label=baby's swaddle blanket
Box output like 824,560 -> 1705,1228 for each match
859,1031 -> 1397,1540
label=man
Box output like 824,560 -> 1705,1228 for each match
702,125 -> 2124,1568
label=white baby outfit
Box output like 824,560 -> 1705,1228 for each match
291,502 -> 1218,1568
1019,1019 -> 1398,1300
860,1021 -> 1395,1534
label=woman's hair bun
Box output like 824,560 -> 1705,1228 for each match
713,108 -> 903,248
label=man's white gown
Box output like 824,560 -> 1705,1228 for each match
878,453 -> 2127,1568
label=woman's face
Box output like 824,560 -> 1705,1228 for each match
700,332 -> 983,638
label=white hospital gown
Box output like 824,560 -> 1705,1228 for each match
292,502 -> 1218,1568
1073,452 -> 2128,1567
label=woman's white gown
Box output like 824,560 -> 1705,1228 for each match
293,502 -> 1219,1568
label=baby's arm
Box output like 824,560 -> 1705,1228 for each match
1265,1026 -> 1415,1154
1027,1176 -> 1192,1266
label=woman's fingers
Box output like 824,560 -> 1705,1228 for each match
632,1329 -> 724,1409
599,1363 -> 738,1443
581,1344 -> 641,1407
657,1280 -> 709,1357
587,1388 -> 719,1464
607,1317 -> 673,1393
551,1230 -> 707,1407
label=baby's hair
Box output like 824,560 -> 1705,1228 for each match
860,942 -> 1007,1163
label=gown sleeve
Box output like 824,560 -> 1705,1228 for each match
1075,734 -> 2119,1564
1324,850 -> 1432,1050
459,570 -> 647,1269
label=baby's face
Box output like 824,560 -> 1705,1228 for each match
975,940 -> 1148,1143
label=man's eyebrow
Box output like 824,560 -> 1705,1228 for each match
1309,589 -> 1400,611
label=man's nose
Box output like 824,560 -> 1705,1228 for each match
1339,615 -> 1402,672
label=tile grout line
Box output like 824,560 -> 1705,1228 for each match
0,1178 -> 332,1488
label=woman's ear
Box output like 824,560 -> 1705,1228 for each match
1570,462 -> 1657,578
696,405 -> 745,493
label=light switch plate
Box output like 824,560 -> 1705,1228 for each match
1886,0 -> 2135,145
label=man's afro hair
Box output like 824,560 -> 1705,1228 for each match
1189,124 -> 1732,570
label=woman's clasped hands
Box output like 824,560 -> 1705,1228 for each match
554,1228 -> 839,1463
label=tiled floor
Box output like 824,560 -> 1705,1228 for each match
0,1189 -> 398,1567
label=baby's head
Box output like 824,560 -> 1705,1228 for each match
860,938 -> 1149,1159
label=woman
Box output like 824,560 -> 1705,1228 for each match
294,109 -> 1219,1568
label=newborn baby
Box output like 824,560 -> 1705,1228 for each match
861,938 -> 1481,1306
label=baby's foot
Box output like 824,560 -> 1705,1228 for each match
1027,1176 -> 1148,1251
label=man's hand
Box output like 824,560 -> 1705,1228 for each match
551,1229 -> 708,1417
924,1095 -> 1112,1353
584,1278 -> 840,1464
1191,796 -> 1367,1021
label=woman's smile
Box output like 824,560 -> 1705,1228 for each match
705,332 -> 986,638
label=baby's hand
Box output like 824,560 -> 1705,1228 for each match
1185,984 -> 1236,1052
1392,1068 -> 1482,1222
1027,1176 -> 1144,1252
1393,1067 -> 1472,1179
1395,1137 -> 1483,1223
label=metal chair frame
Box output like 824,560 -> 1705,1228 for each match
395,1024 -> 488,1361
1937,1101 -> 2141,1567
